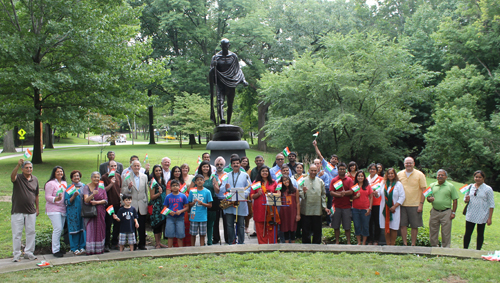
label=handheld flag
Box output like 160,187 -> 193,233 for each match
333,180 -> 343,190
219,173 -> 228,182
282,147 -> 291,157
296,175 -> 305,186
251,181 -> 262,190
161,207 -> 173,216
313,132 -> 319,137
66,184 -> 76,196
423,187 -> 433,197
330,206 -> 335,215
180,183 -> 188,194
224,192 -> 235,200
124,172 -> 131,181
144,154 -> 148,164
150,178 -> 158,189
276,182 -> 282,191
371,179 -> 382,190
325,162 -> 334,172
460,184 -> 470,194
24,149 -> 32,159
106,205 -> 115,215
98,181 -> 105,190
108,170 -> 116,177
57,183 -> 66,195
352,184 -> 360,193
197,156 -> 202,165
274,170 -> 283,180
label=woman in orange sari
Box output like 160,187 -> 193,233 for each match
250,166 -> 280,244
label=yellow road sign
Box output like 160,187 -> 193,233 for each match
18,129 -> 26,137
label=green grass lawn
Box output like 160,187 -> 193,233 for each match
0,252 -> 498,282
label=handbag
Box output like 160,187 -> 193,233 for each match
462,185 -> 472,216
81,203 -> 97,218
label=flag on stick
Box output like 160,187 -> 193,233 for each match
150,178 -> 158,189
460,184 -> 470,194
108,170 -> 116,177
313,132 -> 319,140
274,170 -> 282,180
352,184 -> 360,193
325,162 -> 334,172
124,173 -> 131,181
144,154 -> 148,164
98,181 -> 105,190
251,181 -> 262,190
66,184 -> 76,196
197,156 -> 202,165
24,149 -> 32,159
106,205 -> 115,215
333,180 -> 343,190
330,206 -> 335,215
282,147 -> 291,157
276,182 -> 282,191
161,207 -> 173,216
180,183 -> 188,194
296,175 -> 305,186
423,187 -> 433,197
57,184 -> 66,195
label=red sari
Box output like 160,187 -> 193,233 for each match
250,181 -> 278,244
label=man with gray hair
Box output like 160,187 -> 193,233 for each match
270,153 -> 292,181
426,169 -> 459,248
10,159 -> 39,262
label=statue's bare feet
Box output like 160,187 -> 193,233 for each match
221,119 -> 226,124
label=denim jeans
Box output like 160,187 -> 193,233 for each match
352,208 -> 370,237
225,214 -> 245,244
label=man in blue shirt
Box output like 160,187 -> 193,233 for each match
220,157 -> 251,244
270,153 -> 293,181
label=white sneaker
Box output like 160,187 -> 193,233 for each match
12,255 -> 20,262
24,253 -> 37,260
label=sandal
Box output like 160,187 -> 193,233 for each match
74,250 -> 81,256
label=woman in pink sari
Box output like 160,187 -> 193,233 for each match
82,171 -> 108,255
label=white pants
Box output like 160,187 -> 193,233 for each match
11,213 -> 37,257
48,213 -> 66,253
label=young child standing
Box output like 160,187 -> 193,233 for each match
113,194 -> 139,251
163,179 -> 189,248
188,174 -> 213,246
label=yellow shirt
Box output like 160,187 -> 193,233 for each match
397,169 -> 427,207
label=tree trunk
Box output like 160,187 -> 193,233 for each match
148,89 -> 156,145
189,134 -> 196,149
198,132 -> 201,144
45,124 -> 55,149
32,88 -> 43,163
2,130 -> 17,153
257,101 -> 270,151
250,131 -> 254,145
179,131 -> 182,148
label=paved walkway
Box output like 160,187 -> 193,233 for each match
0,242 -> 488,274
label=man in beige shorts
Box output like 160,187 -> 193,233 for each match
397,157 -> 427,246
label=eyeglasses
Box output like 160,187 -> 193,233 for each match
216,164 -> 224,166
276,159 -> 284,161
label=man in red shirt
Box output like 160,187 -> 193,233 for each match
330,163 -> 353,244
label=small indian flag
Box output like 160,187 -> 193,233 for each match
219,173 -> 228,182
197,156 -> 202,165
66,184 -> 76,196
459,184 -> 470,194
144,154 -> 148,164
150,178 -> 158,189
330,207 -> 335,215
98,181 -> 105,190
372,182 -> 382,190
225,192 -> 234,200
296,175 -> 305,186
276,182 -> 282,191
333,180 -> 343,190
251,181 -> 262,190
423,187 -> 433,197
57,183 -> 66,195
325,162 -> 334,172
106,205 -> 114,215
24,148 -> 32,159
282,147 -> 291,157
124,172 -> 131,181
161,207 -> 173,216
313,132 -> 319,137
352,184 -> 360,193
180,183 -> 188,194
108,170 -> 116,177
275,170 -> 282,179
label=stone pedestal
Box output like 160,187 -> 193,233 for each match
207,124 -> 249,164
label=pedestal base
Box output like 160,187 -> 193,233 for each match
213,124 -> 243,141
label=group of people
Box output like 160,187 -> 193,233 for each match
9,145 -> 496,262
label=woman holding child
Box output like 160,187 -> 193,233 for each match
83,171 -> 108,255
65,170 -> 86,255
149,165 -> 168,249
